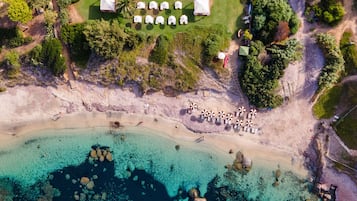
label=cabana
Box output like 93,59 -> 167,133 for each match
193,0 -> 210,16
145,15 -> 154,24
149,1 -> 158,9
100,0 -> 116,12
136,1 -> 145,9
155,16 -> 165,25
160,1 -> 169,10
133,15 -> 142,23
168,16 -> 176,25
174,1 -> 182,9
179,15 -> 188,25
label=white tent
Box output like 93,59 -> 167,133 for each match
133,15 -> 142,23
160,1 -> 169,10
174,1 -> 182,9
100,0 -> 116,12
149,1 -> 158,9
168,16 -> 176,25
155,16 -> 165,24
193,0 -> 210,16
179,15 -> 188,25
136,1 -> 145,9
145,15 -> 154,24
217,52 -> 225,60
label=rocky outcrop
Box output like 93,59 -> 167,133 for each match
88,146 -> 113,162
230,151 -> 252,172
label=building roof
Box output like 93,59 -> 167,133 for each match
100,0 -> 116,12
193,0 -> 210,16
239,46 -> 250,56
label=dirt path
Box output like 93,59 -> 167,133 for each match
52,0 -> 75,81
68,4 -> 84,24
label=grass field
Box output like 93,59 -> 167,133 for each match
74,0 -> 244,35
335,107 -> 357,149
313,85 -> 343,119
340,30 -> 357,76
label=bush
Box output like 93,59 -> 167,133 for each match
41,38 -> 66,76
149,35 -> 170,65
4,50 -> 21,78
310,0 -> 345,25
0,27 -> 31,48
315,33 -> 344,91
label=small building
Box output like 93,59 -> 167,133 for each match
145,15 -> 154,24
100,0 -> 116,12
239,46 -> 250,56
149,1 -> 158,9
160,1 -> 169,10
136,1 -> 145,9
174,1 -> 182,9
155,16 -> 165,25
168,16 -> 176,25
193,0 -> 210,16
179,15 -> 188,25
133,15 -> 142,23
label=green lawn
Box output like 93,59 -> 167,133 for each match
340,30 -> 357,76
313,85 -> 343,119
74,0 -> 244,35
335,108 -> 357,149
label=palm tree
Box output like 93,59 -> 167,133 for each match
116,0 -> 134,18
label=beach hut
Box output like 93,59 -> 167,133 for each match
160,1 -> 169,10
133,15 -> 142,23
193,0 -> 210,16
179,15 -> 188,25
145,15 -> 154,24
155,16 -> 165,24
137,1 -> 145,9
174,1 -> 182,9
168,16 -> 176,25
149,1 -> 158,9
100,0 -> 116,12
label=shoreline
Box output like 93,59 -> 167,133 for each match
0,110 -> 309,177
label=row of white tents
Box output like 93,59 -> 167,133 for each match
134,15 -> 188,25
137,1 -> 183,10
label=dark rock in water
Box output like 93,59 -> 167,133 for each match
175,145 -> 180,151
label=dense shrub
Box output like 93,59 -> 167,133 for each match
41,38 -> 66,76
149,35 -> 170,65
340,31 -> 357,75
309,0 -> 345,25
251,0 -> 299,44
240,39 -> 302,108
4,50 -> 21,78
315,33 -> 344,91
0,27 -> 32,48
203,33 -> 223,62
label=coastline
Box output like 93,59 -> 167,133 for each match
0,110 -> 308,177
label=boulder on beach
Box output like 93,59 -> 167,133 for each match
99,155 -> 105,162
243,157 -> 252,169
80,177 -> 90,185
235,151 -> 244,163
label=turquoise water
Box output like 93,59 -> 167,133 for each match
0,127 -> 317,200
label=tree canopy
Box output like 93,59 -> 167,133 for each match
6,0 -> 33,24
83,20 -> 129,59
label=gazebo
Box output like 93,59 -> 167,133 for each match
239,46 -> 250,56
179,15 -> 188,25
145,15 -> 154,24
160,1 -> 169,10
168,16 -> 176,25
133,15 -> 142,23
193,0 -> 210,16
136,1 -> 145,9
174,1 -> 182,9
155,16 -> 165,25
100,0 -> 116,12
149,1 -> 158,9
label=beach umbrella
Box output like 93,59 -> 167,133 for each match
238,106 -> 246,117
246,120 -> 253,127
193,103 -> 198,109
228,117 -> 233,125
238,119 -> 244,126
250,109 -> 257,118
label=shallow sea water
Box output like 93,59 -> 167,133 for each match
0,127 -> 316,201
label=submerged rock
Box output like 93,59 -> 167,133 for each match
86,181 -> 95,190
90,149 -> 97,159
80,177 -> 90,185
106,152 -> 113,162
275,169 -> 281,179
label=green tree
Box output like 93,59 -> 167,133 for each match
117,0 -> 134,18
4,50 -> 20,78
7,0 -> 33,24
83,20 -> 128,59
41,38 -> 66,76
44,10 -> 58,26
